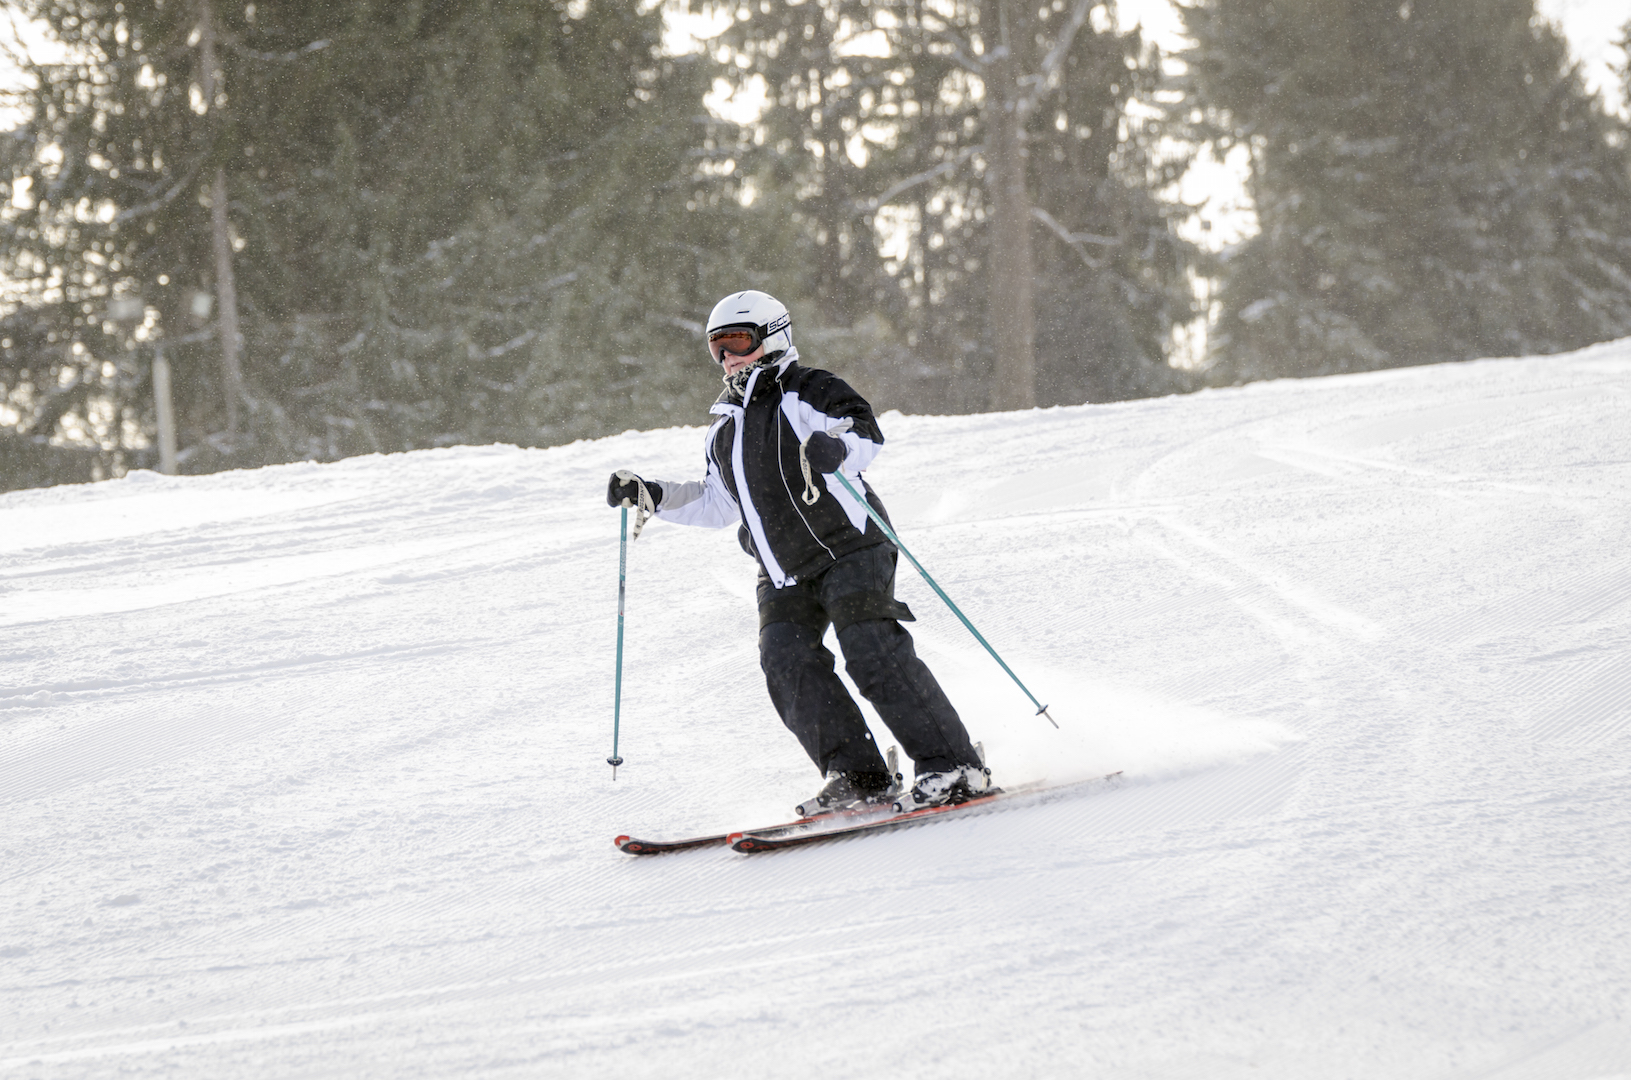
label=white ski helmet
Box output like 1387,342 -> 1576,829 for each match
705,290 -> 792,365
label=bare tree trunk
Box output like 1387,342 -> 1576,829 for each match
209,166 -> 243,434
983,0 -> 1037,411
198,0 -> 244,435
152,348 -> 179,474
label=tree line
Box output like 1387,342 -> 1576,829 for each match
2,0 -> 1628,491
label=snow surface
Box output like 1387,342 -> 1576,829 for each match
3,342 -> 1630,1078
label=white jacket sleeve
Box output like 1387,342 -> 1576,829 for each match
779,393 -> 882,475
654,458 -> 739,529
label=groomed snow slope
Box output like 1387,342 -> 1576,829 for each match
3,342 -> 1630,1079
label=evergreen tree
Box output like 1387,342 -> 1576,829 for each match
1621,18 -> 1631,121
1,0 -> 760,490
1026,11 -> 1196,404
715,0 -> 1195,413
1185,0 -> 1631,383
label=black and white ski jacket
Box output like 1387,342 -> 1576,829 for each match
653,349 -> 892,589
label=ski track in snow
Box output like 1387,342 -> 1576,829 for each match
2,344 -> 1630,1077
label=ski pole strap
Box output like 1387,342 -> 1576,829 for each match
615,469 -> 657,540
799,418 -> 854,505
799,444 -> 820,505
830,470 -> 1058,729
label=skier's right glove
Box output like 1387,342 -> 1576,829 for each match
607,472 -> 663,509
801,431 -> 847,474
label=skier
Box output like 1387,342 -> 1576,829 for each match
607,290 -> 992,816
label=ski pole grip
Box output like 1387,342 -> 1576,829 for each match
613,471 -> 655,538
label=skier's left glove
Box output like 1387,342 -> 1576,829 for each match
607,472 -> 663,509
801,431 -> 847,474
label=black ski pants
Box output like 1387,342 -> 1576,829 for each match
756,543 -> 980,777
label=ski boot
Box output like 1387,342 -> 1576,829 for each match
795,747 -> 902,817
892,744 -> 993,812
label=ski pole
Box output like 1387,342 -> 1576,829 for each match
828,469 -> 1058,729
609,503 -> 629,778
607,473 -> 656,779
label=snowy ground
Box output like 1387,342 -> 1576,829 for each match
3,341 -> 1630,1078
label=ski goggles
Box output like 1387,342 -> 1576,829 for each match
707,326 -> 763,364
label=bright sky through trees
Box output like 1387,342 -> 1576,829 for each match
5,1 -> 1622,249
674,0 -> 1625,258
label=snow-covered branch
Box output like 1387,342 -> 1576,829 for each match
1014,0 -> 1095,119
852,145 -> 981,214
1032,205 -> 1119,269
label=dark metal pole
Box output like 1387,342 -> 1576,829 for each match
608,505 -> 629,778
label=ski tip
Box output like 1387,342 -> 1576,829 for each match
727,831 -> 777,853
616,834 -> 671,855
617,837 -> 664,855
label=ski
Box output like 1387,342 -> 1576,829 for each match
614,831 -> 738,856
615,746 -> 906,855
728,771 -> 1123,853
615,802 -> 895,855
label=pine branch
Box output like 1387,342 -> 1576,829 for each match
917,19 -> 988,77
851,144 -> 980,214
112,158 -> 205,224
222,37 -> 333,63
1032,206 -> 1116,269
1013,0 -> 1095,119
